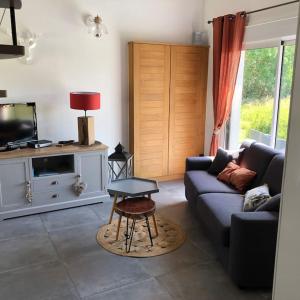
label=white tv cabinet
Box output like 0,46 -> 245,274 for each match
0,142 -> 109,221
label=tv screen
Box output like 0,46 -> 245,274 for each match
0,102 -> 38,146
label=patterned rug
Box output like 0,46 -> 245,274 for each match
96,215 -> 186,257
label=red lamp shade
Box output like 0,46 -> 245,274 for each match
70,92 -> 100,111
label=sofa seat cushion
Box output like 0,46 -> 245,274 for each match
184,171 -> 239,200
197,193 -> 244,247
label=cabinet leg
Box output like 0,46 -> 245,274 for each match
109,193 -> 118,224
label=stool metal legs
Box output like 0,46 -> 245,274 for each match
124,216 -> 154,253
125,217 -> 136,253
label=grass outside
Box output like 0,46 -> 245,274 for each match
239,97 -> 290,142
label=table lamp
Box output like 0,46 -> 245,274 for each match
70,92 -> 100,145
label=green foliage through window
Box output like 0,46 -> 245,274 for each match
239,44 -> 295,145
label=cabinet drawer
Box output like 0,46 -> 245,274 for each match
32,187 -> 78,206
32,176 -> 77,192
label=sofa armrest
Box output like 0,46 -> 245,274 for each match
229,212 -> 278,288
185,156 -> 213,171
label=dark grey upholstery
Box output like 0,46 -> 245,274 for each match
239,143 -> 278,188
207,148 -> 232,175
229,212 -> 278,287
262,154 -> 285,196
256,193 -> 281,212
184,141 -> 284,288
197,193 -> 244,247
185,156 -> 212,171
185,171 -> 239,197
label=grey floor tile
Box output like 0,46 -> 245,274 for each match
187,227 -> 217,260
50,223 -> 102,260
0,180 -> 271,300
0,261 -> 79,300
159,180 -> 185,191
89,201 -> 114,223
137,240 -> 213,277
0,234 -> 58,273
158,263 -> 270,300
0,215 -> 47,241
41,206 -> 102,232
157,201 -> 199,230
85,277 -> 173,300
65,251 -> 150,298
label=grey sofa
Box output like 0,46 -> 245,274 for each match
184,141 -> 284,288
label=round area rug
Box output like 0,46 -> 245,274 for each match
96,215 -> 186,257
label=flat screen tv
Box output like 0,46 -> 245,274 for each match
0,102 -> 38,147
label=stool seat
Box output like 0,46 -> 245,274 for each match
115,197 -> 156,219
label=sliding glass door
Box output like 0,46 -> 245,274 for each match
229,41 -> 295,152
276,44 -> 295,150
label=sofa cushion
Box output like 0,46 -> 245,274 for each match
256,193 -> 281,212
244,184 -> 271,212
208,148 -> 232,175
185,171 -> 239,199
197,193 -> 244,247
230,167 -> 257,192
239,143 -> 278,188
262,154 -> 285,196
217,162 -> 240,183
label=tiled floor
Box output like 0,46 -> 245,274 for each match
0,180 -> 272,300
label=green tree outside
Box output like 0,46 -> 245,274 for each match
239,44 -> 295,143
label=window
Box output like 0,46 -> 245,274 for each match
228,41 -> 295,152
276,44 -> 295,150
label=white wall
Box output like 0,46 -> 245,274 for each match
0,0 -> 204,153
203,0 -> 298,153
273,5 -> 300,299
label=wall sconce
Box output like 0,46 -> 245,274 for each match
86,15 -> 108,38
19,31 -> 38,64
0,27 -> 38,64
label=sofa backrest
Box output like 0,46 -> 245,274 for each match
262,154 -> 285,196
239,143 -> 278,188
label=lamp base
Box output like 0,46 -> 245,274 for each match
78,116 -> 95,146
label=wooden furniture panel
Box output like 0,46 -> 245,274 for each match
129,43 -> 171,178
129,42 -> 208,181
169,46 -> 208,175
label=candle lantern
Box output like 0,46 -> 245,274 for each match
108,143 -> 133,182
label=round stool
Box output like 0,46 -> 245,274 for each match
114,196 -> 158,253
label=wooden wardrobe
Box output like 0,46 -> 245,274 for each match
129,42 -> 208,181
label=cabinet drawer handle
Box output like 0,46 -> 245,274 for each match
51,181 -> 59,185
52,194 -> 59,199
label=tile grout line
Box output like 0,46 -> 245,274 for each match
0,258 -> 58,276
80,277 -> 166,300
40,212 -> 82,300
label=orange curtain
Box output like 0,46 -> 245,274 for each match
209,12 -> 246,156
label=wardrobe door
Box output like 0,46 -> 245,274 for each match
129,43 -> 171,178
168,46 -> 208,175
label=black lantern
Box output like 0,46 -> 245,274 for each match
108,143 -> 133,182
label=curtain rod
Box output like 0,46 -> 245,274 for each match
207,0 -> 299,24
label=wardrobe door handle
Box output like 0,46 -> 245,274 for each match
51,181 -> 59,185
